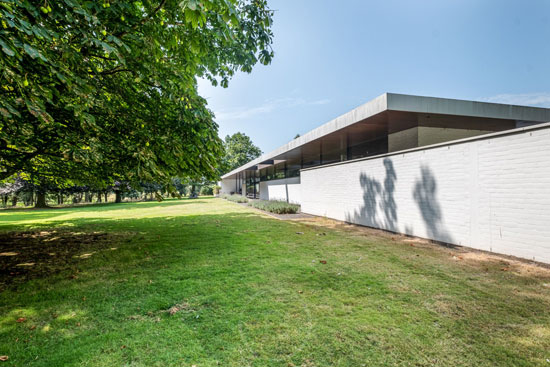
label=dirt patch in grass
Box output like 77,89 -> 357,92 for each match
295,216 -> 550,277
0,230 -> 129,289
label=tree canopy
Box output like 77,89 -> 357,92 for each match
221,132 -> 261,174
0,0 -> 274,188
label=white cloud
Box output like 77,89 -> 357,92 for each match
481,93 -> 550,107
214,97 -> 330,121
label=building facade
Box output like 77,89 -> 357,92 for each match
220,93 -> 550,263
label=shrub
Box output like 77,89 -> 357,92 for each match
200,185 -> 214,196
224,194 -> 248,203
248,200 -> 300,214
213,185 -> 221,195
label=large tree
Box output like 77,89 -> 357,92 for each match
0,0 -> 274,198
221,132 -> 262,174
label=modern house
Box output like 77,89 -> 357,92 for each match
220,93 -> 550,263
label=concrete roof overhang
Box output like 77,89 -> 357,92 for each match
221,93 -> 550,179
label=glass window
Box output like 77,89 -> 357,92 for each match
274,162 -> 286,179
266,165 -> 274,180
302,141 -> 321,168
286,157 -> 301,178
260,168 -> 267,181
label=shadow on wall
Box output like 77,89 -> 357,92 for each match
346,158 -> 398,232
346,160 -> 453,244
412,166 -> 453,244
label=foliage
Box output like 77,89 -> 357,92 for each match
222,193 -> 248,203
171,178 -> 188,197
213,185 -> 221,195
220,132 -> 262,175
200,184 -> 214,195
0,199 -> 549,366
0,176 -> 188,207
248,199 -> 300,214
0,175 -> 27,196
0,0 -> 274,185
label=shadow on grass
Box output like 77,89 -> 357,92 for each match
0,210 -> 266,289
0,230 -> 130,289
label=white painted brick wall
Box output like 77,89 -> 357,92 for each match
301,125 -> 550,263
220,178 -> 236,194
259,177 -> 301,204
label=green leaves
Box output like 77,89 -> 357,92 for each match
0,37 -> 14,56
220,132 -> 262,175
0,0 -> 274,185
22,43 -> 46,61
184,8 -> 201,28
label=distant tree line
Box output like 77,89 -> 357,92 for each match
0,175 -> 216,208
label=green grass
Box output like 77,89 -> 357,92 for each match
0,198 -> 549,366
248,199 -> 300,214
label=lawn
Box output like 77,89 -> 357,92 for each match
0,198 -> 549,366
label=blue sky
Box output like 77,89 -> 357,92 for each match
198,0 -> 550,154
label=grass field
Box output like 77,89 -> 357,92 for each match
0,198 -> 549,366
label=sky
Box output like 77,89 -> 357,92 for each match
198,0 -> 550,154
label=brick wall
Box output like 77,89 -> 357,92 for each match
259,176 -> 301,204
301,123 -> 550,263
220,178 -> 236,195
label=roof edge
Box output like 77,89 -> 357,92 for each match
221,93 -> 389,179
221,93 -> 550,179
386,93 -> 550,121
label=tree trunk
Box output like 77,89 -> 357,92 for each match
2,195 -> 7,208
11,196 -> 18,207
97,192 -> 102,203
115,191 -> 122,203
104,192 -> 108,202
35,192 -> 47,208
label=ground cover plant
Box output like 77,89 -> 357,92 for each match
222,194 -> 249,203
248,199 -> 300,214
1,198 -> 550,366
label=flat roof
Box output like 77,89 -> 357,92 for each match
221,93 -> 550,179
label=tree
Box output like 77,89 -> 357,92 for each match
0,174 -> 27,207
221,132 -> 262,174
0,0 -> 274,193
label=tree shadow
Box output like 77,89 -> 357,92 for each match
346,158 -> 398,232
0,230 -> 127,289
346,160 -> 453,244
382,159 -> 397,232
412,166 -> 453,244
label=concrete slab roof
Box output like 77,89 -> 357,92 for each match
221,93 -> 550,179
